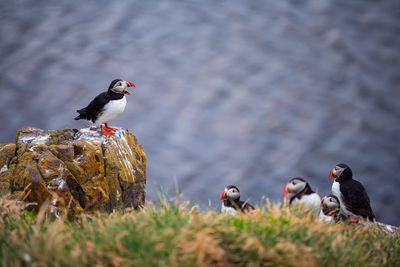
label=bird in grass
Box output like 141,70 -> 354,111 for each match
329,163 -> 375,223
282,177 -> 320,211
319,194 -> 341,222
74,78 -> 135,135
220,185 -> 254,216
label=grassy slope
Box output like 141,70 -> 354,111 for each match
1,196 -> 399,267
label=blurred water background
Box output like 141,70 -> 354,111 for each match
0,0 -> 399,224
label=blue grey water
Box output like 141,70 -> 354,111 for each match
0,0 -> 399,224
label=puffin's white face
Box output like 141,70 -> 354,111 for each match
283,178 -> 306,196
110,80 -> 127,94
331,165 -> 345,179
221,187 -> 240,200
110,79 -> 135,95
321,195 -> 340,209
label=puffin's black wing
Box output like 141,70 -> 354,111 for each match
239,200 -> 255,212
74,92 -> 110,122
340,179 -> 375,220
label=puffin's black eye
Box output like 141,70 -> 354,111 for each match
293,182 -> 296,185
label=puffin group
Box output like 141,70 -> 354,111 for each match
74,79 -> 376,225
221,163 -> 375,224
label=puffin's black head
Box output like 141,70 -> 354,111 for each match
282,177 -> 309,196
108,78 -> 135,95
329,163 -> 352,182
220,185 -> 240,201
321,194 -> 340,210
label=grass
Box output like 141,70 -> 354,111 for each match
0,195 -> 399,267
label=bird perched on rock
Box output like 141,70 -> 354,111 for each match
319,194 -> 341,222
282,177 -> 320,211
74,78 -> 135,135
220,185 -> 254,216
329,163 -> 375,223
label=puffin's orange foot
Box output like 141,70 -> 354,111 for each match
107,126 -> 118,131
101,125 -> 115,135
348,216 -> 359,224
102,130 -> 114,135
105,123 -> 118,131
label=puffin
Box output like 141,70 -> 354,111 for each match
329,163 -> 375,223
220,185 -> 254,216
319,194 -> 341,222
74,78 -> 135,135
282,177 -> 321,211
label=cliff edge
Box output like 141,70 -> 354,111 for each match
0,126 -> 146,218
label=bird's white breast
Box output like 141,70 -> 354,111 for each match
294,192 -> 321,212
319,210 -> 334,222
332,181 -> 345,213
221,203 -> 236,216
331,181 -> 341,200
95,96 -> 126,125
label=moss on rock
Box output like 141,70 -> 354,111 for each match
0,143 -> 16,194
0,126 -> 146,218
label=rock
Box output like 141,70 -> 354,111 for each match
375,222 -> 398,234
0,126 -> 146,218
0,143 -> 16,195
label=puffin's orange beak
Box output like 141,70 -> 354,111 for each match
329,169 -> 335,180
123,89 -> 132,95
220,191 -> 226,200
282,184 -> 288,196
123,81 -> 135,95
126,81 -> 135,87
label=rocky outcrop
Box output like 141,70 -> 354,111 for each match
0,127 -> 146,218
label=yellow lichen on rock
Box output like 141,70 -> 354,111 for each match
102,130 -> 147,209
0,126 -> 146,218
0,143 -> 16,194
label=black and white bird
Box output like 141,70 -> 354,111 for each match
74,79 -> 135,135
329,163 -> 375,223
319,194 -> 341,222
220,185 -> 254,216
282,177 -> 320,211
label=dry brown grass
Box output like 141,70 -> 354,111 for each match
0,196 -> 399,266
